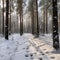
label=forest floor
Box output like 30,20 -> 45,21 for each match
0,33 -> 60,60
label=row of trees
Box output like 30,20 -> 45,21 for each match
27,0 -> 39,36
0,0 -> 59,49
2,0 -> 14,39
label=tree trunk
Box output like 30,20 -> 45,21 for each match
20,11 -> 23,35
5,0 -> 9,40
9,0 -> 11,34
20,0 -> 23,35
2,0 -> 4,35
45,8 -> 48,34
43,9 -> 45,34
52,0 -> 59,50
17,13 -> 18,33
31,3 -> 34,35
36,0 -> 39,37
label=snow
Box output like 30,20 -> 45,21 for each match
0,33 -> 60,60
39,34 -> 53,46
0,33 -> 39,60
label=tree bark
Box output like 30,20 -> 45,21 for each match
17,13 -> 18,33
31,3 -> 34,35
52,0 -> 59,50
36,0 -> 39,37
20,0 -> 23,35
43,9 -> 45,34
2,0 -> 4,35
45,7 -> 48,34
20,10 -> 23,35
9,0 -> 11,34
5,0 -> 9,40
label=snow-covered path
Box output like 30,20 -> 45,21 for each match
0,33 -> 60,60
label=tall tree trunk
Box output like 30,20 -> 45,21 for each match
5,0 -> 9,40
45,8 -> 48,34
36,0 -> 39,37
8,0 -> 11,35
9,0 -> 11,34
20,10 -> 23,35
52,0 -> 59,50
43,9 -> 45,34
17,13 -> 18,33
31,3 -> 34,34
2,0 -> 4,35
20,0 -> 23,35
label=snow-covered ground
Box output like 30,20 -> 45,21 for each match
39,34 -> 53,46
39,34 -> 60,46
0,33 -> 60,60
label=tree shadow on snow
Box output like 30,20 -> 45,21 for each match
51,47 -> 60,54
